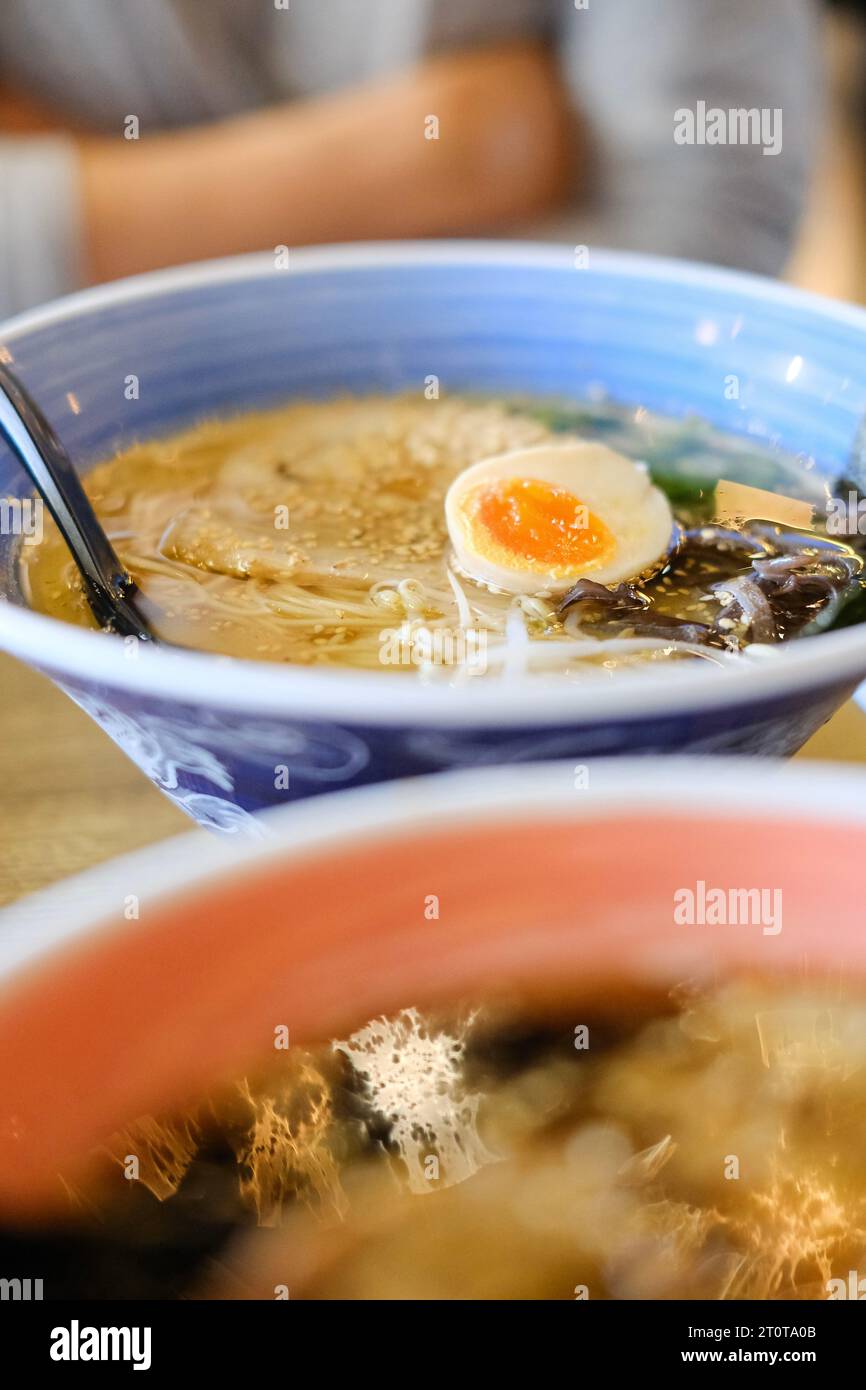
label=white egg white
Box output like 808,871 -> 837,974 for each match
444,441 -> 674,595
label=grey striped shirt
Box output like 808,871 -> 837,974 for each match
0,0 -> 821,316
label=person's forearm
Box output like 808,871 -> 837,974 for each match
80,41 -> 573,283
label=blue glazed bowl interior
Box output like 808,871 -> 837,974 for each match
1,246 -> 865,555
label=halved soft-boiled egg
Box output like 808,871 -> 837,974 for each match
445,441 -> 674,595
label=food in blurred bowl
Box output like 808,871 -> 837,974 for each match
1,759 -> 865,1300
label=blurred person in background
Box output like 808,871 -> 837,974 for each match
0,0 -> 819,318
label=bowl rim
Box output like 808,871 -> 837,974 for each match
2,239 -> 866,728
4,754 -> 866,989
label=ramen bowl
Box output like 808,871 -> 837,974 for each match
1,757 -> 865,1302
2,244 -> 866,832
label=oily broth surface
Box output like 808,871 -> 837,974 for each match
24,396 -> 552,665
21,393 -> 831,673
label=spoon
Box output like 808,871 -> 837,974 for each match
0,361 -> 158,641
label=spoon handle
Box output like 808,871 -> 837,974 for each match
0,362 -> 154,640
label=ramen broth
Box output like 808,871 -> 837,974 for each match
21,395 -> 864,678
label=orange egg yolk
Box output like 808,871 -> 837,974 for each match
469,477 -> 616,576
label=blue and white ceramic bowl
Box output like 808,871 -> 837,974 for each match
2,243 -> 866,834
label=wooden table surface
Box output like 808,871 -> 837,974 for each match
2,649 -> 866,909
0,654 -> 189,907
